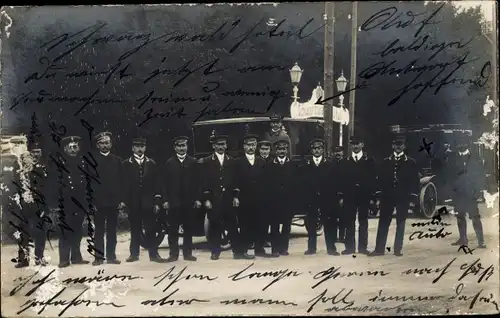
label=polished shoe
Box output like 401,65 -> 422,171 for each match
451,240 -> 467,246
35,258 -> 48,266
210,253 -> 220,260
341,250 -> 354,255
304,249 -> 316,255
270,252 -> 280,258
72,259 -> 90,265
15,261 -> 29,268
394,251 -> 403,257
478,242 -> 487,249
358,249 -> 370,255
165,255 -> 179,262
58,261 -> 70,268
184,255 -> 197,261
368,251 -> 385,257
107,259 -> 121,265
279,251 -> 289,256
126,256 -> 139,262
255,251 -> 272,258
92,260 -> 104,266
328,250 -> 340,256
233,253 -> 255,260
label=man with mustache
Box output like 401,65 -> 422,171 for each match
263,114 -> 291,156
122,137 -> 166,263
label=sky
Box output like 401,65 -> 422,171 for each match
452,0 -> 495,21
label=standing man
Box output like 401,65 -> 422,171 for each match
14,141 -> 50,267
233,134 -> 269,257
162,136 -> 200,262
92,132 -> 125,265
56,136 -> 90,268
266,136 -> 296,257
257,139 -> 273,247
264,114 -> 291,156
302,138 -> 337,255
122,137 -> 166,263
332,146 -> 346,243
258,140 -> 273,163
200,134 -> 248,260
449,135 -> 486,248
342,136 -> 377,255
370,135 -> 419,257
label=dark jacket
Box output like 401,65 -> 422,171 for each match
122,156 -> 161,210
329,158 -> 346,198
232,155 -> 266,206
376,153 -> 420,201
343,153 -> 377,200
265,157 -> 297,217
447,151 -> 485,199
299,156 -> 331,210
92,152 -> 124,208
199,153 -> 237,204
162,155 -> 200,209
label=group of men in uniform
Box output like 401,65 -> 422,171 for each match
12,116 -> 486,268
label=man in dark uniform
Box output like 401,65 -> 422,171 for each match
55,136 -> 90,268
122,137 -> 166,263
14,141 -> 50,267
302,138 -> 337,255
370,135 -> 419,257
232,134 -> 270,257
199,134 -> 250,260
266,136 -> 296,257
332,146 -> 346,243
258,140 -> 273,163
263,114 -> 291,156
92,132 -> 125,265
342,136 -> 377,255
162,136 -> 201,262
448,135 -> 486,248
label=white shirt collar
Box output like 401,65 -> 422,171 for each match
313,156 -> 322,165
215,152 -> 225,165
245,153 -> 255,165
278,156 -> 286,164
352,151 -> 363,161
100,152 -> 110,156
393,152 -> 404,159
134,154 -> 144,160
458,149 -> 470,156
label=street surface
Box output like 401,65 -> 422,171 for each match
1,203 -> 499,316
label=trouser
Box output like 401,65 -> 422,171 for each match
344,199 -> 369,252
207,198 -> 240,254
374,198 -> 408,253
168,206 -> 194,257
240,200 -> 266,253
94,206 -> 118,261
453,196 -> 484,244
270,214 -> 292,253
59,211 -> 85,263
305,206 -> 338,252
18,217 -> 47,263
128,205 -> 158,258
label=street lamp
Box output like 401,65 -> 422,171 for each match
335,70 -> 348,146
289,62 -> 303,103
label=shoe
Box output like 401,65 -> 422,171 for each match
15,261 -> 29,268
58,261 -> 70,268
35,258 -> 48,266
184,255 -> 197,261
478,243 -> 487,249
233,253 -> 255,260
92,260 -> 104,266
304,249 -> 316,255
210,253 -> 220,260
107,259 -> 121,265
165,255 -> 179,262
328,250 -> 340,256
255,252 -> 272,258
368,251 -> 384,257
451,240 -> 467,246
358,249 -> 370,255
270,252 -> 280,258
71,259 -> 90,265
126,256 -> 139,262
279,251 -> 289,256
341,250 -> 354,255
394,251 -> 403,257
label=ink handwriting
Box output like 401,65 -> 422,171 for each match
227,263 -> 302,291
153,266 -> 218,292
141,288 -> 209,307
311,266 -> 390,289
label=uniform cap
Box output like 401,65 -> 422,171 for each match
95,132 -> 112,142
28,140 -> 42,151
173,136 -> 189,145
349,135 -> 362,144
243,133 -> 259,143
210,134 -> 229,144
258,140 -> 272,146
273,135 -> 290,146
269,113 -> 283,122
392,135 -> 406,144
132,137 -> 147,146
334,146 -> 344,152
62,136 -> 81,145
309,138 -> 325,147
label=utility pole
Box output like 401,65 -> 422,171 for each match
323,2 -> 335,157
347,2 -> 358,155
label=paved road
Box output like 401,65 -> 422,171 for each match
1,203 -> 499,316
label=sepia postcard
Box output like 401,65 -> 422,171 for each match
1,2 -> 498,316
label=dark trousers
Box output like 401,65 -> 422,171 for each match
94,206 -> 118,261
128,205 -> 158,258
59,212 -> 84,263
18,217 -> 47,263
453,196 -> 484,244
270,213 -> 292,253
344,199 -> 369,252
207,197 -> 240,255
306,206 -> 338,252
240,201 -> 265,253
168,206 -> 194,257
374,197 -> 408,253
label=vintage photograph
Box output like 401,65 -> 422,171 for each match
1,1 -> 498,316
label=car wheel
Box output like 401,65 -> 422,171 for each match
419,182 -> 438,219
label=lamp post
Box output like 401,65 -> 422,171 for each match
289,62 -> 303,104
335,71 -> 348,146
